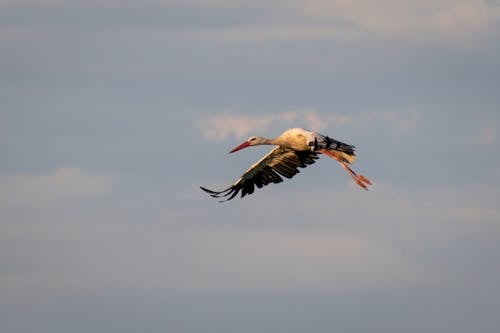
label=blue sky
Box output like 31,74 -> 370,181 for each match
2,1 -> 500,332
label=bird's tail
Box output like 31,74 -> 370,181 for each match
327,149 -> 356,164
313,135 -> 356,164
325,137 -> 356,164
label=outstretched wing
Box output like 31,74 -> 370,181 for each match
201,146 -> 318,202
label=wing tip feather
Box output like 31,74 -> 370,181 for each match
200,185 -> 240,202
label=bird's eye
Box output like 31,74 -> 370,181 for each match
250,137 -> 256,141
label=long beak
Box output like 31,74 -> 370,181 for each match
229,141 -> 250,153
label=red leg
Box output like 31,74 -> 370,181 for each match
320,150 -> 371,190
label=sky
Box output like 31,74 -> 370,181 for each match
1,1 -> 500,332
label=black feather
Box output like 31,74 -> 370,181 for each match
201,147 -> 318,202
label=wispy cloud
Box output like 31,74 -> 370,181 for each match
24,180 -> 495,294
180,0 -> 499,45
474,121 -> 497,145
296,0 -> 500,39
150,229 -> 434,292
0,167 -> 117,210
2,0 -> 498,46
359,107 -> 420,131
196,108 -> 419,141
195,111 -> 300,142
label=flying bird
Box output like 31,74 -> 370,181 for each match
201,127 -> 371,201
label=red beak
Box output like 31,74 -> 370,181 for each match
229,141 -> 250,153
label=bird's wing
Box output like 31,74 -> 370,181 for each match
201,146 -> 318,201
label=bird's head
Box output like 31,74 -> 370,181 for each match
229,136 -> 266,153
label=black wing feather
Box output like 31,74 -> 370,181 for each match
200,147 -> 318,202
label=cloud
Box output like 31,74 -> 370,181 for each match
8,179 -> 498,295
0,167 -> 116,197
2,0 -> 498,47
359,107 -> 420,131
2,164 -> 499,310
0,167 -> 117,214
197,108 -> 419,141
297,0 -> 500,39
180,0 -> 499,45
195,111 -> 300,142
474,121 -> 497,144
184,24 -> 360,44
0,225 -> 436,295
158,0 -> 499,45
148,229 -> 435,292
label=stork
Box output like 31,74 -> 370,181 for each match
201,128 -> 371,201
